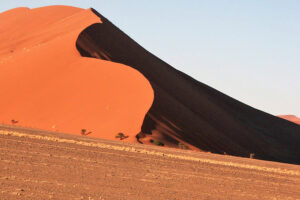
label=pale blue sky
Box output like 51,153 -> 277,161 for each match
1,1 -> 300,116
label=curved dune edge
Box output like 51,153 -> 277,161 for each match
75,8 -> 300,164
0,6 -> 154,142
1,130 -> 299,176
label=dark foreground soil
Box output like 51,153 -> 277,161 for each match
0,125 -> 300,200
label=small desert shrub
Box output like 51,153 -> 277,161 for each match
11,119 -> 18,125
81,129 -> 92,136
178,142 -> 189,149
250,153 -> 255,159
150,139 -> 164,146
115,132 -> 128,140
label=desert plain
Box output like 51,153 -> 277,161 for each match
1,125 -> 300,199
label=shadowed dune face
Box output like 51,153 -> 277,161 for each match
278,115 -> 300,125
0,6 -> 154,141
76,8 -> 300,164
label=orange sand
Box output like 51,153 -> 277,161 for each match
0,6 -> 154,141
278,115 -> 300,125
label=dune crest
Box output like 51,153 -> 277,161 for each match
0,6 -> 154,141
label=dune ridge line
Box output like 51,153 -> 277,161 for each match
0,130 -> 299,176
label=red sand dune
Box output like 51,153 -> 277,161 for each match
278,115 -> 300,125
76,8 -> 300,164
0,6 -> 153,142
1,6 -> 300,164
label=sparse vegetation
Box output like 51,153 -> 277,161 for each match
150,139 -> 164,146
136,132 -> 145,144
178,142 -> 189,149
11,119 -> 18,125
81,129 -> 92,136
115,132 -> 129,140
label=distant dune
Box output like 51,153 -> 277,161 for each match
278,115 -> 300,125
0,6 -> 300,164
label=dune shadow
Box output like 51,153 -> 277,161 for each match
74,8 -> 300,164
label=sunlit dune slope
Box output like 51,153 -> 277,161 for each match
278,115 -> 300,125
0,6 -> 154,141
76,8 -> 300,164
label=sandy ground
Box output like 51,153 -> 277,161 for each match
0,125 -> 299,200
